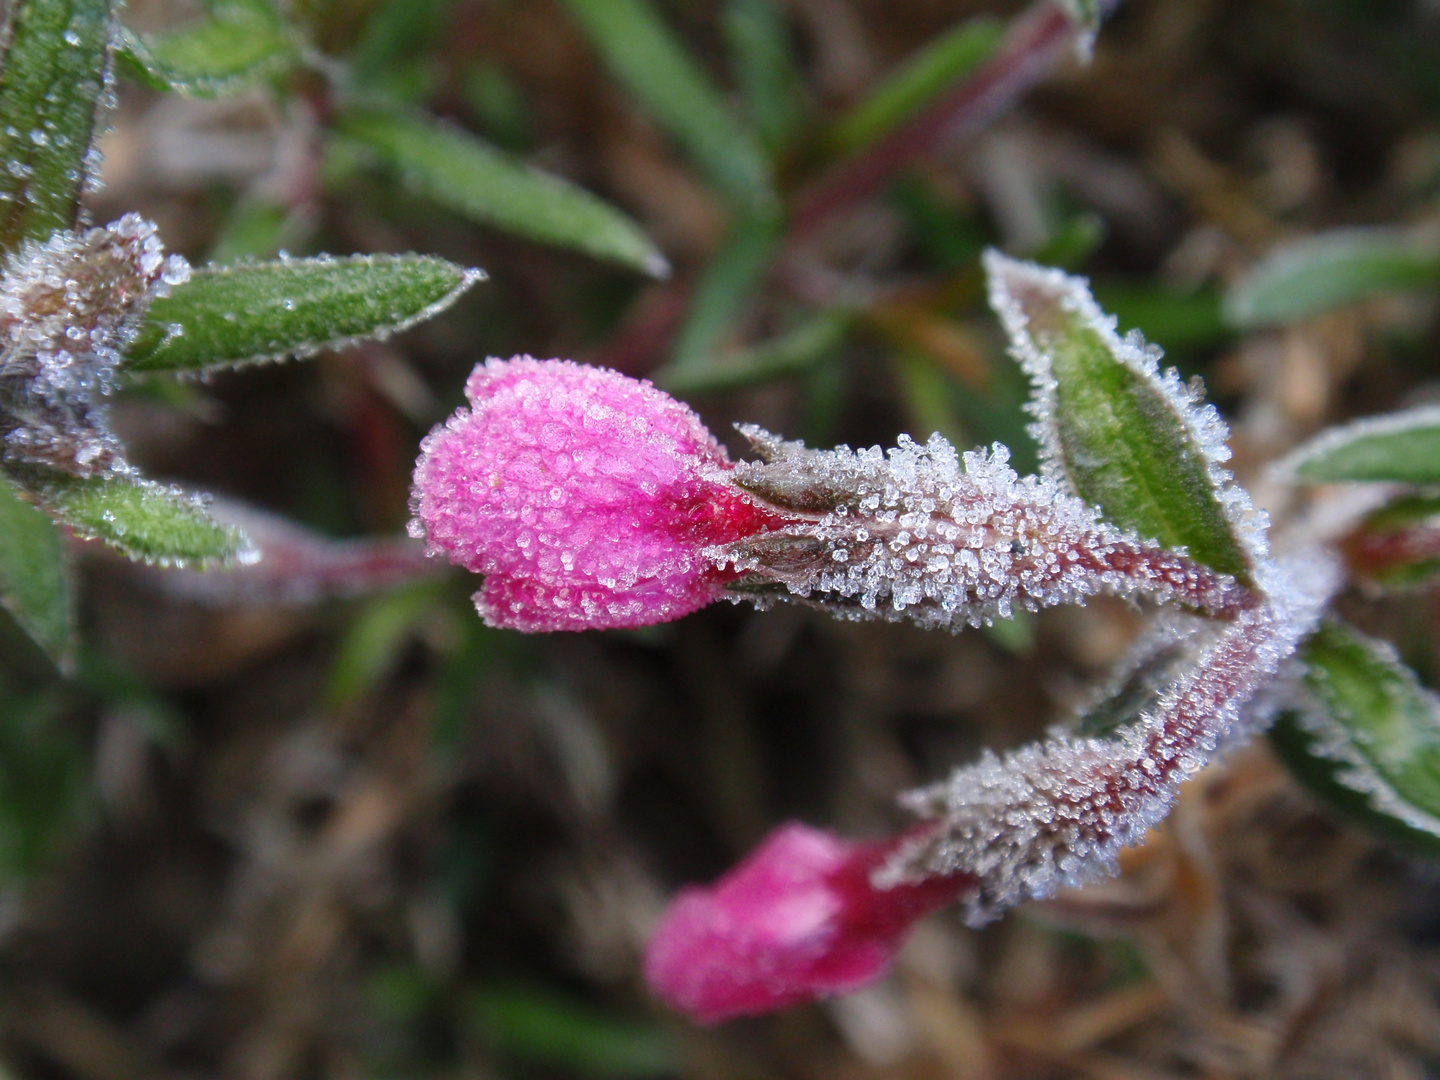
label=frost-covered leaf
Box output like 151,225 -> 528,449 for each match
467,987 -> 675,1077
0,213 -> 189,475
39,474 -> 254,567
1338,494 -> 1440,591
334,108 -> 668,277
0,0 -> 114,253
1073,619 -> 1203,738
0,474 -> 71,668
1279,404 -> 1440,485
559,0 -> 774,210
114,3 -> 296,99
828,17 -> 1002,154
1224,228 -> 1440,330
1269,620 -> 1440,858
123,254 -> 482,373
985,250 -> 1263,585
886,551 -> 1339,925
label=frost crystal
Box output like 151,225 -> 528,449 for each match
983,249 -> 1269,569
0,213 -> 189,475
879,551 -> 1340,925
717,428 -> 1255,628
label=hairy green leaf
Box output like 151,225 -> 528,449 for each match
0,474 -> 71,668
1224,228 -> 1440,329
985,250 -> 1260,584
39,474 -> 254,567
115,4 -> 296,98
0,0 -> 114,253
829,17 -> 1002,154
1270,620 -> 1440,857
559,0 -> 774,210
334,108 -> 668,277
1280,404 -> 1440,485
1338,493 -> 1440,591
123,253 -> 483,372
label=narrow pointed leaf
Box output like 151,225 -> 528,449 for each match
668,211 -> 781,373
334,108 -> 668,277
123,254 -> 483,373
0,474 -> 71,667
559,0 -> 774,210
829,17 -> 1002,154
654,310 -> 853,396
985,250 -> 1262,584
0,0 -> 114,253
1269,620 -> 1440,857
1224,228 -> 1440,330
1279,404 -> 1440,485
114,6 -> 297,99
40,474 -> 253,567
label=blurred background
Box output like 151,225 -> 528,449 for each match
6,0 -> 1440,1076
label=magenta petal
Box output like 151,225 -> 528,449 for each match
644,823 -> 972,1024
411,356 -> 772,632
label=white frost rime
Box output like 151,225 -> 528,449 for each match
983,249 -> 1270,569
714,427 -> 1254,629
0,213 -> 189,475
877,551 -> 1340,926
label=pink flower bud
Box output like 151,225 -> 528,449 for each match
409,356 -> 781,631
643,822 -> 974,1024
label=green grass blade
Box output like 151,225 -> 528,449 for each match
723,0 -> 805,154
123,254 -> 483,373
829,17 -> 1003,154
559,0 -> 774,210
334,108 -> 668,277
0,0 -> 114,253
667,211 -> 782,373
0,474 -> 71,669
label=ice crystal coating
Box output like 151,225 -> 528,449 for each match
644,822 -> 973,1024
717,428 -> 1255,627
0,213 -> 189,475
409,356 -> 780,631
983,249 -> 1269,570
1274,403 -> 1440,483
879,551 -> 1341,925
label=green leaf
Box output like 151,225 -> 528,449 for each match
1338,493 -> 1440,591
1269,620 -> 1440,857
326,581 -> 446,710
654,310 -> 853,396
334,108 -> 668,277
1075,631 -> 1201,738
1223,228 -> 1440,329
0,0 -> 114,253
123,254 -> 483,373
206,197 -> 309,264
559,0 -> 774,210
829,17 -> 1002,154
984,250 -> 1259,584
39,474 -> 254,567
723,0 -> 805,154
668,211 -> 782,372
1279,404 -> 1440,485
0,474 -> 71,669
1093,284 -> 1228,352
114,4 -> 296,99
468,987 -> 674,1077
0,682 -> 91,882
